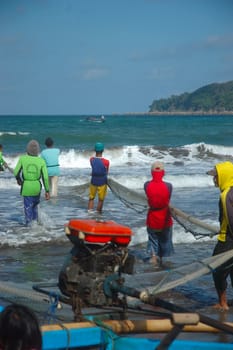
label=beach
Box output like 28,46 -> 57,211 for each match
0,114 -> 233,340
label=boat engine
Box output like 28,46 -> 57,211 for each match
58,218 -> 135,320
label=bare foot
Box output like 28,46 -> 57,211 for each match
212,303 -> 229,311
150,255 -> 158,265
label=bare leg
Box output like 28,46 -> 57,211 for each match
213,290 -> 229,311
50,176 -> 58,197
96,200 -> 104,213
88,199 -> 94,211
150,255 -> 158,265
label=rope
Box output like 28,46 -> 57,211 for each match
44,292 -> 60,324
85,316 -> 120,350
57,323 -> 71,350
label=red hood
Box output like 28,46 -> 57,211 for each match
151,169 -> 165,182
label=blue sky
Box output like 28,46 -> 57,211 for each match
1,0 -> 233,115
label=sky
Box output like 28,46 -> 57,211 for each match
1,0 -> 233,115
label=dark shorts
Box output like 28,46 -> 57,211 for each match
212,239 -> 233,292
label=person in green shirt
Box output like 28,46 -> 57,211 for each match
0,144 -> 8,171
14,140 -> 50,225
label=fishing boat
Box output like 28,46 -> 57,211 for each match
86,115 -> 105,123
31,216 -> 233,349
41,318 -> 233,350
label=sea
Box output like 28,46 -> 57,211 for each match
1,114 -> 233,339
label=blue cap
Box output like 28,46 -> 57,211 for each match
95,142 -> 104,152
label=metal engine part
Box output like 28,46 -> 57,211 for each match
58,242 -> 135,312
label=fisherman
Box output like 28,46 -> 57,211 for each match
207,161 -> 233,310
13,140 -> 50,225
41,137 -> 60,197
144,161 -> 174,267
88,142 -> 110,213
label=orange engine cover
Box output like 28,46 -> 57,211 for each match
65,219 -> 133,246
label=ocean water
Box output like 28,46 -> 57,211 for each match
1,114 -> 233,332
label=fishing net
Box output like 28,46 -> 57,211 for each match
0,178 -> 222,321
124,249 -> 233,295
108,177 -> 218,238
108,178 -> 148,213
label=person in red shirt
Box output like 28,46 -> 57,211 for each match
144,161 -> 174,267
88,142 -> 110,213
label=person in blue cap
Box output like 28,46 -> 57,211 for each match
88,142 -> 110,213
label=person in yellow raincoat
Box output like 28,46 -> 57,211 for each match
207,161 -> 233,310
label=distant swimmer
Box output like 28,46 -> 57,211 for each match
88,142 -> 110,213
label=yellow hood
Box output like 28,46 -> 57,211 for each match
216,161 -> 233,191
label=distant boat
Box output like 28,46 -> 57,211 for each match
86,115 -> 105,123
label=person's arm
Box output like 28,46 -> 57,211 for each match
41,160 -> 50,200
13,158 -> 23,186
103,158 -> 110,173
0,153 -> 8,169
225,189 -> 233,235
144,181 -> 149,193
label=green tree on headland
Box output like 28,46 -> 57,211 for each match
149,81 -> 233,113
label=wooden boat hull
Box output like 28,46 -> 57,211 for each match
42,320 -> 233,350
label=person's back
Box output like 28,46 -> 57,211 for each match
90,156 -> 108,186
0,303 -> 42,350
144,162 -> 172,230
41,148 -> 60,175
13,140 -> 50,225
88,142 -> 110,213
14,154 -> 49,196
41,137 -> 60,197
144,161 -> 174,266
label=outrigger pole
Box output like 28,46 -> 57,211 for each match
103,273 -> 233,336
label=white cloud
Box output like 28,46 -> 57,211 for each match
149,66 -> 174,80
82,67 -> 109,80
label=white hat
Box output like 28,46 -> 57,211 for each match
151,161 -> 164,171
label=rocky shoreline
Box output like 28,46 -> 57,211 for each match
121,111 -> 233,116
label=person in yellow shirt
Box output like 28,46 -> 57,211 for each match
88,142 -> 110,213
207,161 -> 233,310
